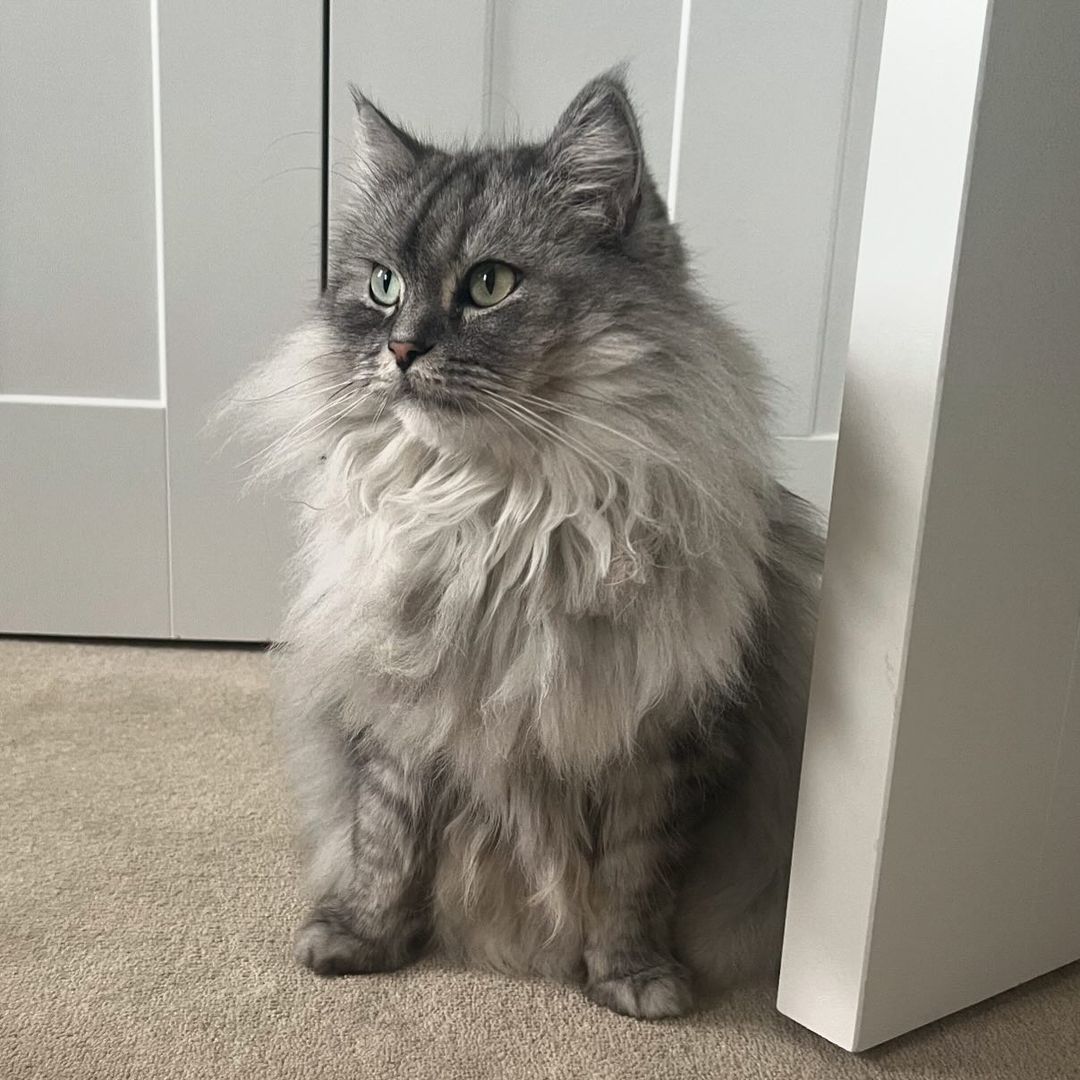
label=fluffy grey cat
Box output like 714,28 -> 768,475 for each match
229,72 -> 821,1020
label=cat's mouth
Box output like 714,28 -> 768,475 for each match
395,375 -> 469,414
389,350 -> 499,419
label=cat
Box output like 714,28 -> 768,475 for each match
226,71 -> 822,1020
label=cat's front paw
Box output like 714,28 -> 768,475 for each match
293,911 -> 400,977
586,962 -> 694,1020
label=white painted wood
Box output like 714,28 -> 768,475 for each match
0,403 -> 170,637
0,0 -> 159,400
0,1 -> 169,639
812,0 -> 886,437
777,0 -> 993,1050
852,0 -> 1080,1046
779,0 -> 1080,1049
1034,626 -> 1080,977
674,0 -> 866,438
328,0 -> 488,241
777,435 -> 838,514
486,0 -> 682,190
160,0 -> 323,641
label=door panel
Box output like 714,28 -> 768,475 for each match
0,1 -> 168,638
0,0 -> 159,400
160,0 -> 323,641
487,0 -> 681,190
855,0 -> 1080,1043
0,403 -> 170,637
328,0 -> 488,240
676,0 -> 864,437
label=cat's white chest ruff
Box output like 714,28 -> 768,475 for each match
309,500 -> 643,768
290,425 -> 765,773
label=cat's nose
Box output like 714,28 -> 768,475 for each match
388,340 -> 431,372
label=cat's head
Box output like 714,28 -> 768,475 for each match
322,71 -> 691,451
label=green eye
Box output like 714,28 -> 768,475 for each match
467,261 -> 518,308
369,264 -> 401,306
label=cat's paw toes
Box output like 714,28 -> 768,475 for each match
586,964 -> 694,1020
293,913 -> 392,977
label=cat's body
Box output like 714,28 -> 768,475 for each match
230,73 -> 821,1018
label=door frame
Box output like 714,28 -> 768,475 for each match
778,0 -> 1080,1050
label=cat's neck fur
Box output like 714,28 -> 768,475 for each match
285,417 -> 770,774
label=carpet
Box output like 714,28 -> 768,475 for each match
2,638 -> 1077,1079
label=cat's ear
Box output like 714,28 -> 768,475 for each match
349,86 -> 422,183
544,71 -> 644,232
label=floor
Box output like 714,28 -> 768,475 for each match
2,638 -> 1078,1080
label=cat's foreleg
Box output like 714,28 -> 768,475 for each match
584,755 -> 694,1019
289,704 -> 433,976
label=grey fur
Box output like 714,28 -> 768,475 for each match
223,71 -> 822,1019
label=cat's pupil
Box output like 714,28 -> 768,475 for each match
481,267 -> 494,295
379,269 -> 391,292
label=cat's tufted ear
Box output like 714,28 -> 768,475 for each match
544,71 -> 645,232
349,86 -> 423,184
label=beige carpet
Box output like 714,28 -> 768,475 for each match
2,639 -> 1078,1080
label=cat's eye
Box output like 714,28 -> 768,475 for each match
467,261 -> 518,308
369,265 -> 402,306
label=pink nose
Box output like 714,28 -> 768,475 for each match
388,340 -> 429,372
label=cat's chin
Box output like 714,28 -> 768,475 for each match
395,396 -> 484,452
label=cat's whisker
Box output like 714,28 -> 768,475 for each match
476,389 -> 608,477
549,377 -> 766,475
295,400 -> 367,451
370,384 -> 393,427
239,384 -> 371,472
272,384 -> 389,470
225,370 -> 352,405
473,395 -> 546,459
488,392 -> 623,486
245,377 -> 363,410
509,389 -> 741,528
472,397 -> 521,448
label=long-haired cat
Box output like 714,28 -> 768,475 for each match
228,72 -> 821,1019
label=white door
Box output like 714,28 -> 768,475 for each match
1,0 -> 875,640
0,0 -> 320,639
0,0 -> 170,637
778,0 -> 1080,1050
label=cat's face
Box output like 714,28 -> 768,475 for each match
323,74 -> 685,448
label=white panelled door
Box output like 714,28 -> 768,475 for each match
158,1 -> 322,640
0,0 -> 170,637
2,0 -> 872,640
0,1 -> 320,640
